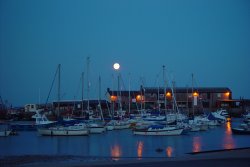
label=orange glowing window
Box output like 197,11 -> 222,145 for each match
193,92 -> 199,97
110,95 -> 117,102
136,95 -> 144,102
225,92 -> 230,96
136,95 -> 141,101
166,92 -> 171,97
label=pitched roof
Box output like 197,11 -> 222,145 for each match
107,87 -> 231,95
143,87 -> 231,94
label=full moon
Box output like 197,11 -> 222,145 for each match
113,63 -> 120,70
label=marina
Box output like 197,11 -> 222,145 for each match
1,1 -> 250,166
1,118 -> 250,159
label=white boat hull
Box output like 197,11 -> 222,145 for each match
133,128 -> 183,136
113,124 -> 130,130
89,127 -> 106,133
0,130 -> 11,137
38,128 -> 89,136
106,125 -> 114,131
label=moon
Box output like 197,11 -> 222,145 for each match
113,63 -> 120,70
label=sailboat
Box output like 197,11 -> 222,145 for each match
133,66 -> 184,136
107,72 -> 130,130
37,123 -> 89,136
85,59 -> 106,133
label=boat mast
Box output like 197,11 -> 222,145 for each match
186,85 -> 189,114
81,72 -> 84,117
192,73 -> 194,116
87,57 -> 90,112
112,74 -> 114,119
128,73 -> 131,114
118,73 -> 122,112
157,74 -> 160,112
99,75 -> 104,121
57,64 -> 61,117
140,77 -> 143,112
163,65 -> 167,112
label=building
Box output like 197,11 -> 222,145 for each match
52,99 -> 110,117
107,86 -> 246,116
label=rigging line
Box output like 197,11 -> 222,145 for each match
74,75 -> 82,100
154,69 -> 162,87
132,91 -> 139,112
119,73 -> 127,90
45,65 -> 59,107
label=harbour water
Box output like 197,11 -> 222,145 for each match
1,118 -> 250,160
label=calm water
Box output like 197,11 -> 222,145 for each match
1,118 -> 250,159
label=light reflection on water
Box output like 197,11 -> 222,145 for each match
137,141 -> 143,159
0,118 -> 249,158
166,146 -> 173,157
192,136 -> 201,153
223,121 -> 235,149
111,144 -> 122,160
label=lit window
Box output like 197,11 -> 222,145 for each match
193,92 -> 199,97
110,96 -> 117,102
225,92 -> 230,96
166,92 -> 171,97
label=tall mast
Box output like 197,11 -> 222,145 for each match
81,72 -> 84,117
87,57 -> 90,112
128,73 -> 131,114
112,74 -> 114,119
57,64 -> 61,117
98,75 -> 101,101
118,73 -> 121,111
186,85 -> 189,114
163,65 -> 167,111
157,75 -> 160,111
99,75 -> 104,121
140,78 -> 143,111
192,73 -> 194,116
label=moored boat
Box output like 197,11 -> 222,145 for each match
0,130 -> 11,137
231,123 -> 250,135
38,123 -> 89,136
133,125 -> 183,136
231,127 -> 250,135
109,120 -> 130,130
87,122 -> 106,133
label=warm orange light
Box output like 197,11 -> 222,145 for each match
223,121 -> 235,149
110,95 -> 117,102
136,95 -> 144,102
137,141 -> 143,159
166,92 -> 171,97
166,146 -> 173,157
193,92 -> 199,97
193,137 -> 201,153
226,121 -> 232,135
111,144 -> 122,161
225,92 -> 230,96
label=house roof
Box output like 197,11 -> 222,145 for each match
107,87 -> 231,95
107,88 -> 140,96
143,87 -> 231,94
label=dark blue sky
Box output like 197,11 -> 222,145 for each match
1,0 -> 250,106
